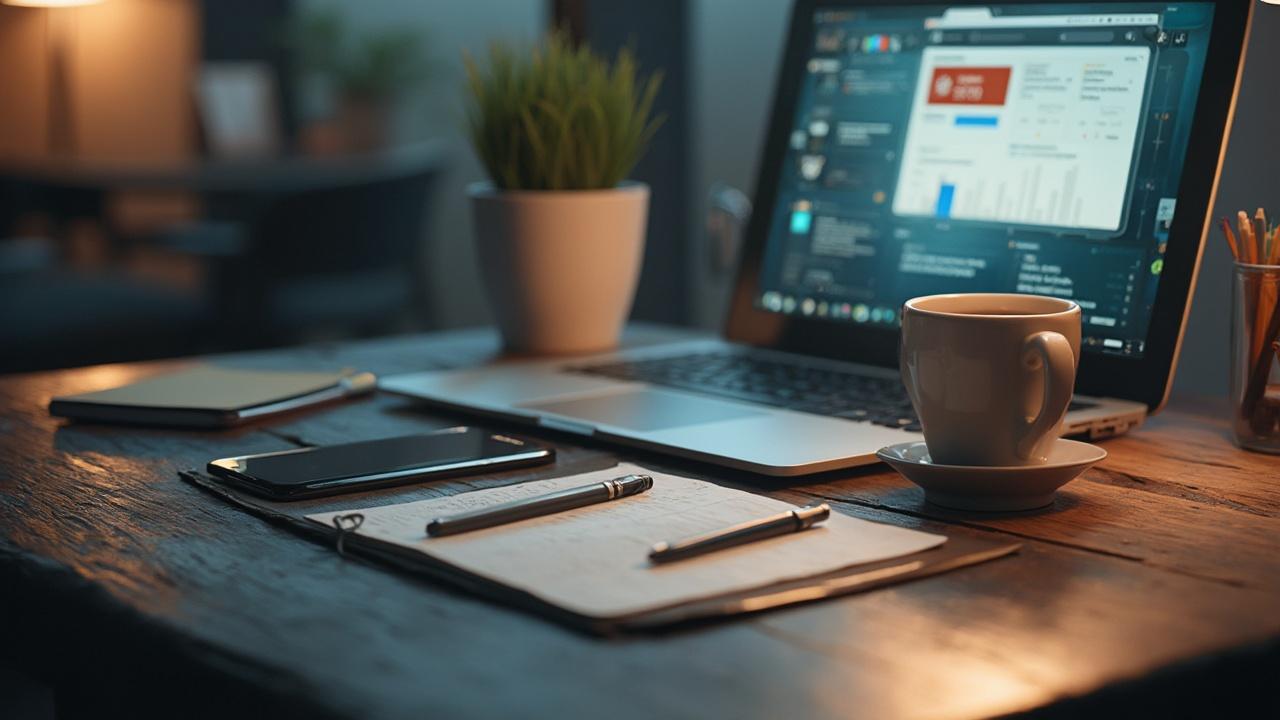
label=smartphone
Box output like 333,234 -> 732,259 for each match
207,427 -> 554,500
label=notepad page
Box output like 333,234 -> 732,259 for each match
307,463 -> 945,619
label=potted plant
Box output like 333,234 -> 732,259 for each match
464,35 -> 663,354
287,8 -> 429,153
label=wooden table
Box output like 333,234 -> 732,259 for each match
2,326 -> 1278,719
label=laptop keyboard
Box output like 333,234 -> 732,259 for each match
570,351 -> 924,431
572,351 -> 1099,432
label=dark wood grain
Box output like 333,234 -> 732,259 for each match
790,404 -> 1280,591
2,326 -> 1278,719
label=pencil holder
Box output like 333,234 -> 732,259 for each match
1230,262 -> 1280,453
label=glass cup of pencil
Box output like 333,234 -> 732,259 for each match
1221,210 -> 1280,453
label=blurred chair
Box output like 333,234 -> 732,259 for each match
1,174 -> 211,374
0,262 -> 213,374
173,163 -> 440,346
1,152 -> 442,374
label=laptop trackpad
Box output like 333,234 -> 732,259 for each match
520,389 -> 762,432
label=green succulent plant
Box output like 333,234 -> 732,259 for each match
464,34 -> 664,191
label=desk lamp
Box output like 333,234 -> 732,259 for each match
3,0 -> 104,156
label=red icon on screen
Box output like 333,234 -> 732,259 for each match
927,67 -> 1011,105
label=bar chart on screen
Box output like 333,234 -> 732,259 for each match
928,164 -> 1084,226
892,45 -> 1152,233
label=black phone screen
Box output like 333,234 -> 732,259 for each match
210,428 -> 551,495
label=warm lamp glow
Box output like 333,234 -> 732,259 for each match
2,0 -> 103,6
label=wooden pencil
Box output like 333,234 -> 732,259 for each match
1255,211 -> 1275,375
1221,216 -> 1240,260
1239,210 -> 1257,264
1254,207 -> 1264,260
1255,209 -> 1268,264
1260,278 -> 1277,373
1242,281 -> 1280,432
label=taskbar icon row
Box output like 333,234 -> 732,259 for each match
760,291 -> 899,325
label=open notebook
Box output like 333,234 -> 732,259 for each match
303,463 -> 1007,626
182,460 -> 1018,634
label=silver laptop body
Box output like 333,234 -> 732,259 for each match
381,338 -> 1147,476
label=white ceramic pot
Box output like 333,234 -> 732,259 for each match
469,182 -> 649,355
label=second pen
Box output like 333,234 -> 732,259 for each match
426,474 -> 653,537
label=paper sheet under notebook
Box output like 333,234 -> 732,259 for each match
306,463 -> 946,619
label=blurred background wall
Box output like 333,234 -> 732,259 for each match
688,0 -> 790,329
0,0 -> 200,260
293,0 -> 546,330
1178,3 -> 1280,396
0,0 -> 546,372
0,0 -> 198,163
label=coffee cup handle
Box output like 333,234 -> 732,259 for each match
1018,331 -> 1076,462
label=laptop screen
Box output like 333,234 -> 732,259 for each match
755,2 -> 1215,359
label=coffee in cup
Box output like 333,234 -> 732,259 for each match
900,293 -> 1081,467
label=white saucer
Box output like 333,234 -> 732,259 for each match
876,438 -> 1107,512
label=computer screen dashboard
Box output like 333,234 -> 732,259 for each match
753,2 -> 1216,360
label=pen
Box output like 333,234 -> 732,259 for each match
426,473 -> 653,536
648,503 -> 831,564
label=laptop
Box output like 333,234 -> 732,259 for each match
384,0 -> 1252,475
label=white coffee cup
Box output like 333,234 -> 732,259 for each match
900,293 -> 1081,467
